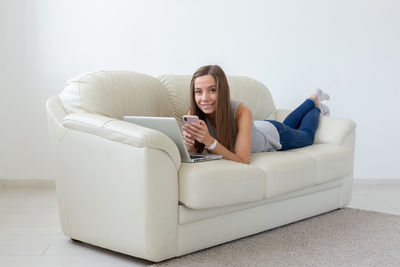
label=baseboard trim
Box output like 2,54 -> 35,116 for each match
353,178 -> 400,184
0,179 -> 55,189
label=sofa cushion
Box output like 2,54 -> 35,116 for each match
178,160 -> 265,210
292,144 -> 354,184
250,151 -> 317,198
59,71 -> 172,119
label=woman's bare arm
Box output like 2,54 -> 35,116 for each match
208,104 -> 252,164
184,104 -> 252,164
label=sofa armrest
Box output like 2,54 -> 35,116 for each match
275,109 -> 356,148
52,112 -> 180,260
61,113 -> 181,169
314,116 -> 357,147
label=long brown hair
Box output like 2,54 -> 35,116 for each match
190,65 -> 235,153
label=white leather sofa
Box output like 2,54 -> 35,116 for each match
46,71 -> 356,262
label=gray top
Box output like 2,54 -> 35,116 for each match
205,100 -> 282,153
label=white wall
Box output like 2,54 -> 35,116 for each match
1,0 -> 399,179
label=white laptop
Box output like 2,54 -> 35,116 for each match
123,116 -> 222,163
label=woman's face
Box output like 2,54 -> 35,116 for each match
194,74 -> 217,115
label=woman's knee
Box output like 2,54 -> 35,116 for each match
307,134 -> 315,146
302,131 -> 315,146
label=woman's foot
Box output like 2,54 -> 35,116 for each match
320,103 -> 330,116
314,88 -> 330,102
310,94 -> 321,108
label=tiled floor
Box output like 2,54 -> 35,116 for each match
0,179 -> 399,267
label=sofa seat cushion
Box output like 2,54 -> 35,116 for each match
292,144 -> 354,184
250,151 -> 317,198
178,160 -> 265,210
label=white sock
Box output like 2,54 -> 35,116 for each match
314,88 -> 330,102
320,103 -> 330,116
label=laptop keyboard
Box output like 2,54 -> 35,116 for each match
190,155 -> 206,159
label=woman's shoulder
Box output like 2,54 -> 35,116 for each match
236,103 -> 252,120
231,99 -> 250,112
230,99 -> 241,110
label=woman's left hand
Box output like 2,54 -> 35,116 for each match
183,120 -> 214,147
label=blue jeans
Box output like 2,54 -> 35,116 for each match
267,99 -> 320,151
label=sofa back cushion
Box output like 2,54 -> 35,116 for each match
157,75 -> 276,126
59,71 -> 276,124
59,71 -> 172,119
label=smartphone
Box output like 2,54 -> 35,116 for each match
183,115 -> 199,125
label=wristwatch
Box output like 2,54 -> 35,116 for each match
206,139 -> 217,150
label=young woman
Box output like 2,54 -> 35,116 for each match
182,65 -> 330,164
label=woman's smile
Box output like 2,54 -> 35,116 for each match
200,103 -> 215,110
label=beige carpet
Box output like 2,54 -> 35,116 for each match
153,208 -> 400,266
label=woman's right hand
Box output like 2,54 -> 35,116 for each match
182,125 -> 195,151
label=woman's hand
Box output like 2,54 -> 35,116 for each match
183,120 -> 214,148
182,126 -> 195,150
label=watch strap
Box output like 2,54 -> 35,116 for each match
206,139 -> 217,150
